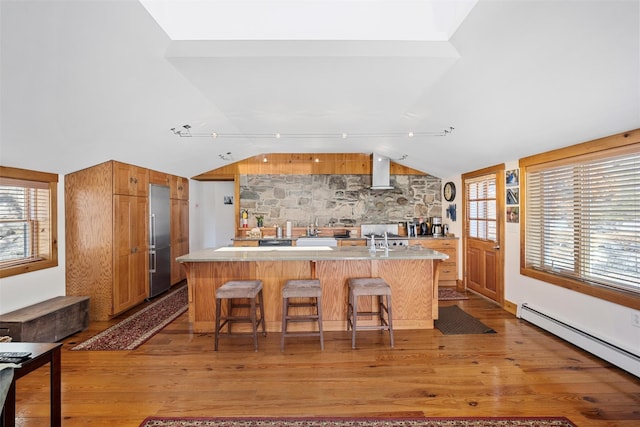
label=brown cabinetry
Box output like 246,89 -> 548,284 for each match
233,240 -> 260,247
113,194 -> 149,314
113,161 -> 149,196
65,161 -> 149,320
411,238 -> 459,286
170,197 -> 189,284
338,239 -> 366,247
170,175 -> 189,200
65,161 -> 189,320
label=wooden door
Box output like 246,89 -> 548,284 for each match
113,195 -> 149,315
462,165 -> 505,304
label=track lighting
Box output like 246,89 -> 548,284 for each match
170,126 -> 455,139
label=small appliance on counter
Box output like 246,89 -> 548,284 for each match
333,229 -> 351,238
431,217 -> 443,237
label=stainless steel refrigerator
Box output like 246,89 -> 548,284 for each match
149,184 -> 171,298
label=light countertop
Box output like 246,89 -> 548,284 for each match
177,245 -> 449,262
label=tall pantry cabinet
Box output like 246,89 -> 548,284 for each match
65,161 -> 189,321
170,176 -> 189,284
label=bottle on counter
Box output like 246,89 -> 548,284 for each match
241,209 -> 249,228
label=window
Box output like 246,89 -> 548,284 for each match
0,166 -> 58,277
466,174 -> 497,242
520,130 -> 639,310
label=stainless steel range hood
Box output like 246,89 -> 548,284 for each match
370,153 -> 394,190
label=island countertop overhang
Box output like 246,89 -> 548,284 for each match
177,245 -> 449,263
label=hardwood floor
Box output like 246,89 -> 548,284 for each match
10,288 -> 640,427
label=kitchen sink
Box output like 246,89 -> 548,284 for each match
296,237 -> 338,247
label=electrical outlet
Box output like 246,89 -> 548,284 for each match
632,313 -> 640,328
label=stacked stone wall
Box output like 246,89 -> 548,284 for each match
239,174 -> 441,228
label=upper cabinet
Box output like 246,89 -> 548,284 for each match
149,169 -> 171,186
113,161 -> 149,196
170,175 -> 189,200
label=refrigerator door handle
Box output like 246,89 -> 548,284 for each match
150,213 -> 156,249
149,250 -> 156,273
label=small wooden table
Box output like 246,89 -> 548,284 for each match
0,342 -> 62,427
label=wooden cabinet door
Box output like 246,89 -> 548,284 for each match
170,175 -> 189,200
113,195 -> 149,315
412,239 -> 459,284
170,198 -> 189,284
338,239 -> 366,247
114,162 -> 149,197
149,170 -> 170,186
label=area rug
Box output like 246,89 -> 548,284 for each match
71,286 -> 188,351
435,305 -> 496,335
138,417 -> 577,427
437,288 -> 469,301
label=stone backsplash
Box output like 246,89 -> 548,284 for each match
239,174 -> 441,228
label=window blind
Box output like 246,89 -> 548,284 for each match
465,174 -> 497,242
0,176 -> 51,266
525,147 -> 640,294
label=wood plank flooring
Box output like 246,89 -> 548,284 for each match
10,287 -> 640,427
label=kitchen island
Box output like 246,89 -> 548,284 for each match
177,245 -> 447,333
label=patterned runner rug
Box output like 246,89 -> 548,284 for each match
438,288 -> 469,301
435,305 -> 496,335
139,417 -> 577,427
71,286 -> 188,351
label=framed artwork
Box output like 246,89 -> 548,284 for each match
507,206 -> 519,223
506,187 -> 519,205
506,169 -> 519,186
506,168 -> 519,222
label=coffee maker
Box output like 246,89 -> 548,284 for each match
431,217 -> 443,237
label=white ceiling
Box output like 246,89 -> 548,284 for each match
1,0 -> 638,180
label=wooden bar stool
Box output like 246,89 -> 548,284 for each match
214,280 -> 266,351
347,277 -> 394,349
281,279 -> 324,351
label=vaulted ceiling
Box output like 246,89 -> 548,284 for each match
1,1 -> 638,180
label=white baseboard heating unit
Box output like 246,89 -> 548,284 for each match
520,303 -> 640,378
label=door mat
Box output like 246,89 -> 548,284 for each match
71,286 -> 188,351
437,288 -> 469,301
435,305 -> 496,335
139,417 -> 577,427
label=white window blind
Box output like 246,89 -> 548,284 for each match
466,174 -> 497,242
0,176 -> 52,267
525,146 -> 640,295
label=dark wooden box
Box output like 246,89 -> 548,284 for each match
0,296 -> 90,342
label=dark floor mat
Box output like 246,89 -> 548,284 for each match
435,305 -> 497,335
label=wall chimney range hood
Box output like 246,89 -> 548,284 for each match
370,153 -> 394,190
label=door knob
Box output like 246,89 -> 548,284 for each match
493,245 -> 501,250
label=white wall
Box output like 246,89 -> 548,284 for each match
502,161 -> 639,357
441,175 -> 463,280
0,178 -> 67,314
0,178 -> 235,315
189,180 -> 235,251
443,164 -> 638,359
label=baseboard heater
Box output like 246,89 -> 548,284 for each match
520,303 -> 640,378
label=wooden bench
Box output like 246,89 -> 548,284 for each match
0,296 -> 89,342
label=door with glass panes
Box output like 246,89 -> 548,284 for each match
462,165 -> 505,303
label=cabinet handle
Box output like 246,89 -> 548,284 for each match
131,247 -> 138,253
